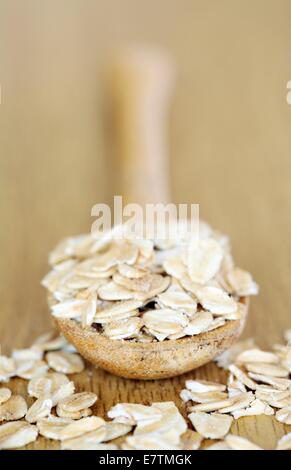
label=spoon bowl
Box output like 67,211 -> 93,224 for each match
54,297 -> 248,379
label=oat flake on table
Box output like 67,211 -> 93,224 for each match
0,328 -> 290,449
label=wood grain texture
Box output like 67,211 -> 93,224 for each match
0,0 -> 291,450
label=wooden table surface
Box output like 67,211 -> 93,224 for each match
0,0 -> 291,450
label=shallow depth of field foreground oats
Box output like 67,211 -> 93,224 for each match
0,316 -> 290,449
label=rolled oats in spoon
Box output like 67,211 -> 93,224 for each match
43,220 -> 258,379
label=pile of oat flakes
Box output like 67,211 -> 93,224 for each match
0,329 -> 290,450
42,221 -> 258,342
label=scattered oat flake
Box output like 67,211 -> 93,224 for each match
227,374 -> 247,393
188,411 -> 233,439
244,362 -> 289,378
57,392 -> 97,413
0,421 -> 38,449
46,351 -> 84,374
16,360 -> 49,380
219,392 -> 254,414
189,397 -> 234,413
255,386 -> 290,403
247,372 -> 290,391
61,426 -> 107,450
185,379 -> 226,393
232,398 -> 274,419
59,416 -> 105,440
12,348 -> 43,362
184,388 -> 227,403
236,349 -> 279,364
0,395 -> 28,421
104,422 -> 132,442
108,403 -> 162,426
48,372 -> 72,391
123,434 -> 179,450
37,416 -> 73,439
28,372 -> 70,398
51,381 -> 75,406
135,402 -> 187,444
56,405 -> 92,420
228,365 -> 257,390
32,332 -> 68,352
25,397 -> 52,423
28,376 -> 52,399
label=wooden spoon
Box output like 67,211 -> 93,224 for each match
53,46 -> 249,379
107,45 -> 175,205
55,299 -> 248,379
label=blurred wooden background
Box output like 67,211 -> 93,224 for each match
0,0 -> 290,449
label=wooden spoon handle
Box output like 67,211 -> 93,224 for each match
109,46 -> 175,205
